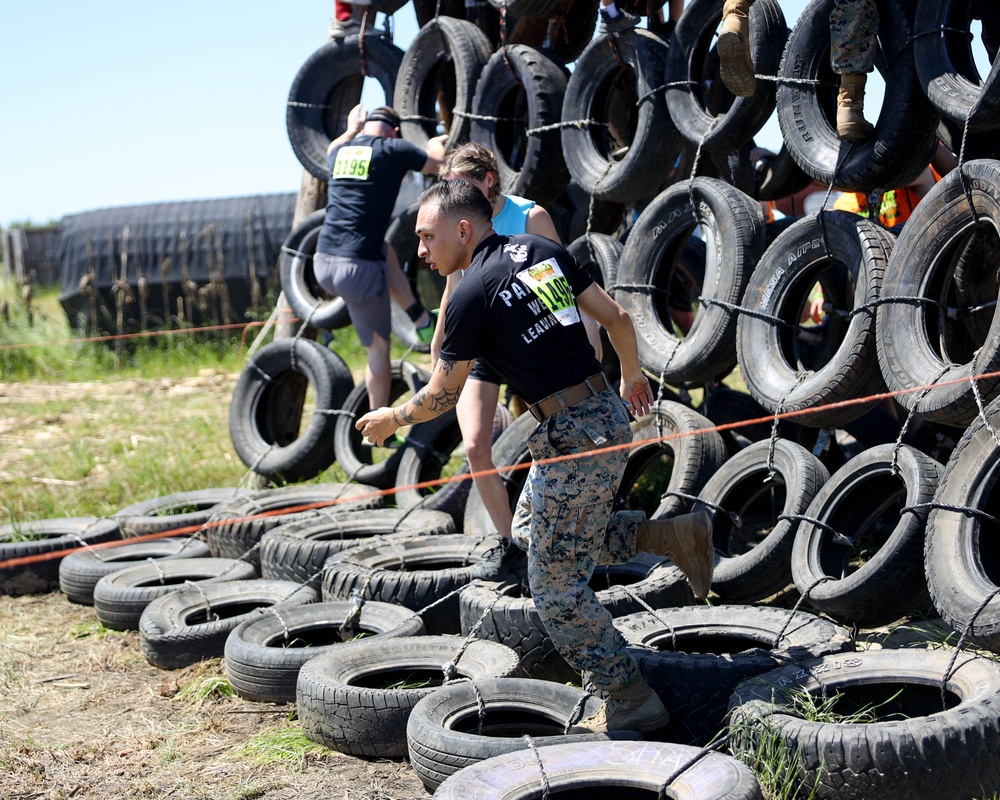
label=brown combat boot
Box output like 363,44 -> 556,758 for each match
718,0 -> 756,97
637,510 -> 714,599
571,675 -> 669,733
837,73 -> 875,142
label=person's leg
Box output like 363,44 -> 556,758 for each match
718,0 -> 756,97
831,0 -> 879,142
385,245 -> 434,337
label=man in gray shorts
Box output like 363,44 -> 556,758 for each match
314,104 -> 446,412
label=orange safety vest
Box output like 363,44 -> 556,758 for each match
833,166 -> 941,228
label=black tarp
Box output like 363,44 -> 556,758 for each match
58,193 -> 296,335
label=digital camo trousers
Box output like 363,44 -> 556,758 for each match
830,0 -> 879,74
511,389 -> 648,693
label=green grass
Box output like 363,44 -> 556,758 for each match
231,723 -> 329,769
729,715 -> 821,800
173,670 -> 237,704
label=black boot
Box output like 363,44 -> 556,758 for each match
473,536 -> 527,581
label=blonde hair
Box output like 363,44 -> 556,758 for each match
440,142 -> 502,203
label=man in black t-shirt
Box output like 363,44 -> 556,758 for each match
313,104 -> 445,415
357,180 -> 714,734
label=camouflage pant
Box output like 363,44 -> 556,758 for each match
830,0 -> 879,74
510,389 -> 646,693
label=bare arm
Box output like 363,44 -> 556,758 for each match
327,104 -> 366,155
356,357 -> 475,445
421,135 -> 449,175
576,282 -> 653,417
525,205 -> 561,244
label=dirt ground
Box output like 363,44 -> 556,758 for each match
0,591 -> 431,800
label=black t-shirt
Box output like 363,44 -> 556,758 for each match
439,233 -> 601,404
316,135 -> 427,261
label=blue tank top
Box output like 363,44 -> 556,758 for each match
491,195 -> 535,236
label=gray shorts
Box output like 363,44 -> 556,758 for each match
313,252 -> 390,346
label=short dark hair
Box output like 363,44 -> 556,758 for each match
419,179 -> 494,227
366,106 -> 400,128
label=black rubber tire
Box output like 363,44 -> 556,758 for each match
790,442 -> 944,628
697,385 -> 808,456
228,338 -> 355,482
459,554 -> 693,681
406,677 -> 641,791
296,634 -> 520,758
925,394 -> 1000,651
93,557 -> 258,631
728,649 -> 1000,800
394,17 -> 494,150
665,0 -> 787,153
286,34 -> 404,180
470,44 -> 569,205
392,410 -> 464,508
58,537 -> 212,606
139,579 -> 317,670
278,209 -> 351,332
914,0 -> 1000,131
754,143 -> 814,203
567,232 -> 626,383
561,29 -> 684,202
0,517 -> 122,597
203,483 -> 383,565
694,438 -> 829,603
618,604 -> 854,745
434,739 -> 764,799
877,159 -> 1000,428
113,488 -> 248,537
485,0 -> 563,16
622,399 -> 729,519
223,599 -> 424,703
332,360 -> 430,490
737,211 -> 891,429
776,0 -> 940,193
614,177 -> 767,385
321,533 -> 495,634
259,507 -> 456,586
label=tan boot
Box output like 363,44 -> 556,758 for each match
570,675 -> 669,733
718,0 -> 755,97
837,73 -> 875,142
637,510 -> 714,599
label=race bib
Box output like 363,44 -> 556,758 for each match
331,146 -> 373,180
515,259 -> 581,326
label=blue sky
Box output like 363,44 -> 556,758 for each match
0,1 -> 819,228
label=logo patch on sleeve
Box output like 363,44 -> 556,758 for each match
515,259 -> 581,326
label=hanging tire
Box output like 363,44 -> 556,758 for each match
434,739 -> 764,799
278,210 -> 352,332
776,0 -> 939,192
728,649 -> 1000,800
459,554 -> 693,681
394,17 -> 494,150
332,360 -> 430,490
623,400 -> 729,519
790,443 -> 944,628
296,634 -> 520,758
754,144 -> 814,203
614,178 -> 766,385
737,211 -> 891,429
223,599 -> 424,704
321,533 -> 496,634
286,35 -> 405,180
618,604 -> 853,745
139,579 -> 317,670
114,487 -> 248,537
561,29 -> 684,202
914,0 -> 1000,131
228,338 -> 355,482
0,517 -> 122,597
259,507 -> 456,586
93,557 -> 258,631
665,0 -> 787,153
694,438 -> 829,603
392,410 -> 464,508
470,44 -> 569,205
567,232 -> 625,382
877,158 -> 1000,427
203,483 -> 383,565
406,677 -> 640,791
925,394 -> 1000,651
59,537 -> 212,606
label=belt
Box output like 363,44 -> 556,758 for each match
528,373 -> 611,423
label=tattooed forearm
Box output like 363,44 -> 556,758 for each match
410,384 -> 461,416
394,404 -> 418,426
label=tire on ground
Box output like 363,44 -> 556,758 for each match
296,634 -> 520,758
114,487 -> 248,537
228,339 -> 355,482
224,599 -> 424,703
